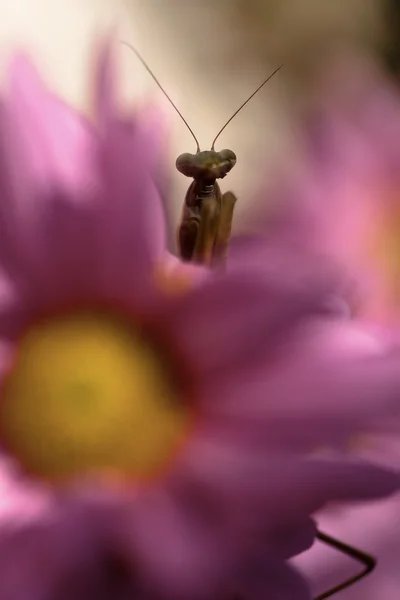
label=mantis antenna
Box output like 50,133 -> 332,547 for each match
210,64 -> 283,150
121,41 -> 283,152
121,41 -> 201,152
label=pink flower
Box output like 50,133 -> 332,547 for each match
0,40 -> 399,600
260,52 -> 400,600
255,53 -> 400,329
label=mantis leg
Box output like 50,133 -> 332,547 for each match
213,191 -> 237,268
177,216 -> 200,261
192,198 -> 218,266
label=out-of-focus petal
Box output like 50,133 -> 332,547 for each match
202,318 -> 400,448
163,251 -> 210,283
237,557 -> 311,600
7,53 -> 97,195
117,487 -> 231,600
160,269 -> 336,381
295,431 -> 400,600
0,48 -> 170,310
0,54 -> 100,308
228,235 -> 355,316
267,518 -> 317,560
0,272 -> 28,339
310,52 -> 400,175
94,36 -> 115,133
92,39 -> 169,298
95,119 -> 169,303
175,437 -> 400,536
0,506 -> 108,600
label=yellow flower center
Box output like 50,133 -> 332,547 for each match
0,310 -> 193,485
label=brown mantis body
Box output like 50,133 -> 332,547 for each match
121,41 -> 281,268
174,65 -> 282,268
122,41 -> 377,599
176,150 -> 237,266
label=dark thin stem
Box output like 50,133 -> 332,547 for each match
314,529 -> 376,600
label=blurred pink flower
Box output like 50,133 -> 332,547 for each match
257,53 -> 400,328
0,40 -> 400,600
261,52 -> 400,600
294,429 -> 400,600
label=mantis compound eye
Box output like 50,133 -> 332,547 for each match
218,149 -> 237,166
176,153 -> 200,177
216,149 -> 237,177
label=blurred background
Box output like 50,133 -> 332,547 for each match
0,0 -> 399,598
0,0 -> 396,225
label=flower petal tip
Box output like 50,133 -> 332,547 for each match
94,39 -> 117,124
6,51 -> 45,98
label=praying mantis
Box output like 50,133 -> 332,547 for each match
174,68 -> 281,268
121,41 -> 281,268
122,41 -> 377,599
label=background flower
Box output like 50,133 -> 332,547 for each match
0,40 -> 400,600
246,50 -> 400,330
295,433 -> 400,600
259,51 -> 400,599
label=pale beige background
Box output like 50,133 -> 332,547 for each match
0,0 -> 386,228
0,0 -> 289,230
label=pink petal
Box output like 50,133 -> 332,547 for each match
117,486 -> 231,600
295,494 -> 400,600
163,251 -> 210,283
0,54 -> 101,308
0,272 -> 28,339
175,435 -> 400,537
95,114 -> 169,304
160,269 -> 337,381
93,36 -> 116,133
0,504 -> 115,600
267,518 -> 317,560
202,319 -> 400,448
240,560 -> 311,600
7,54 -> 97,194
0,50 -> 169,311
91,38 -> 169,299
